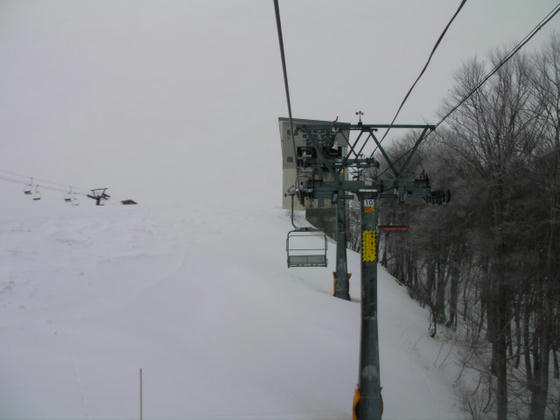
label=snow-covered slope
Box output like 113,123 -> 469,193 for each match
1,204 -> 464,419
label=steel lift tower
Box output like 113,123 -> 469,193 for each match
284,118 -> 449,420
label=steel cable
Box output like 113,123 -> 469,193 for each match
370,0 -> 468,159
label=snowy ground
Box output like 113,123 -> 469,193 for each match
1,203 -> 465,419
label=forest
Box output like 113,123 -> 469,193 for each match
348,35 -> 560,420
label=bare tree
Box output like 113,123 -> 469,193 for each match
372,35 -> 560,420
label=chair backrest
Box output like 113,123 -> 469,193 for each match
286,229 -> 328,268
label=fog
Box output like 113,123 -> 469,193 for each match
1,0 -> 557,212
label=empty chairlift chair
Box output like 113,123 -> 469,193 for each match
32,185 -> 41,201
64,187 -> 73,203
286,227 -> 328,268
23,178 -> 33,195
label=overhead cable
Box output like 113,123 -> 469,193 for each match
0,174 -> 84,195
376,2 -> 560,179
273,0 -> 298,171
370,0 -> 467,158
434,1 -> 560,130
0,169 -> 89,195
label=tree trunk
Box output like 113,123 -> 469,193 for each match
494,290 -> 509,420
553,350 -> 559,380
447,261 -> 459,330
426,261 -> 436,307
528,308 -> 550,420
514,303 -> 521,369
436,260 -> 447,324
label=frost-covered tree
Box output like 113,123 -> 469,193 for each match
377,35 -> 560,420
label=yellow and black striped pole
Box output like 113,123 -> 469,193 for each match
357,194 -> 382,420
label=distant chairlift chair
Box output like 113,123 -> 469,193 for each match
32,185 -> 41,201
64,187 -> 73,203
286,227 -> 328,268
23,178 -> 33,195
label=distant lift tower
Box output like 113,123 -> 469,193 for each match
281,117 -> 449,420
87,188 -> 110,206
280,117 -> 352,300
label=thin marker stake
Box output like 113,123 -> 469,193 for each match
140,368 -> 143,420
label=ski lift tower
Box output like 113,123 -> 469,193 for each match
87,188 -> 110,206
283,117 -> 449,420
281,117 -> 353,299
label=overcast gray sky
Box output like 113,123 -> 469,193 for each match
1,0 -> 558,212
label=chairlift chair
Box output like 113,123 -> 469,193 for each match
23,178 -> 33,195
286,227 -> 328,268
284,185 -> 327,268
32,185 -> 41,201
64,186 -> 74,203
